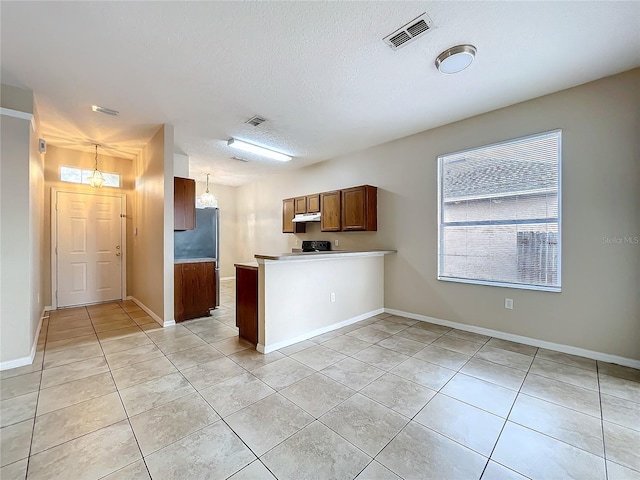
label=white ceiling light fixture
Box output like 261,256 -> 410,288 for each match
91,105 -> 119,116
88,144 -> 105,188
435,45 -> 477,74
199,173 -> 218,208
227,138 -> 292,162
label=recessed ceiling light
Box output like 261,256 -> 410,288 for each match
91,105 -> 119,116
435,45 -> 477,74
227,138 -> 292,162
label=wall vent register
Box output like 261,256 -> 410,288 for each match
383,13 -> 434,50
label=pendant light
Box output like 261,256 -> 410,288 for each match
199,173 -> 218,208
88,144 -> 105,188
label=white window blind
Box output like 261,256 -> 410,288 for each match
438,130 -> 561,292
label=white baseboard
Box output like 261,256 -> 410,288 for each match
220,276 -> 235,281
127,296 -> 169,327
258,308 -> 384,354
44,305 -> 54,312
386,308 -> 640,370
0,309 -> 45,371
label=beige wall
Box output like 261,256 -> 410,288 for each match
260,255 -> 384,350
1,84 -> 34,114
194,181 -> 238,278
131,125 -> 174,322
43,145 -> 135,306
1,85 -> 45,365
237,69 -> 640,360
29,105 -> 45,345
162,126 -> 175,322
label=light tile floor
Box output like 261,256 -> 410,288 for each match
1,279 -> 639,479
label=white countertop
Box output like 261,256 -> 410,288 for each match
174,257 -> 217,264
255,250 -> 396,262
235,262 -> 259,270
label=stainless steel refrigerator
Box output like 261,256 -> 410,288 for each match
174,207 -> 220,308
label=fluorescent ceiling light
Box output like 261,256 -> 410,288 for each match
227,138 -> 292,162
91,105 -> 119,116
435,45 -> 477,74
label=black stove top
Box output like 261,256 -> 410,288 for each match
301,240 -> 331,252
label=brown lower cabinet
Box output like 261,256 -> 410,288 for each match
174,261 -> 216,322
235,264 -> 258,345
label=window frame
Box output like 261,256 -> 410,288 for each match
437,129 -> 562,292
60,166 -> 121,188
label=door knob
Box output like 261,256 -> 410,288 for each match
116,245 -> 121,249
116,252 -> 121,257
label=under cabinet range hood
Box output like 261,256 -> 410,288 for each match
293,212 -> 321,223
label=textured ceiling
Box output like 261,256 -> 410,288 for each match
2,1 -> 639,185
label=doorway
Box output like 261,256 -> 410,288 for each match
53,190 -> 126,308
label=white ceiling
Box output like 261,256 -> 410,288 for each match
2,2 -> 639,186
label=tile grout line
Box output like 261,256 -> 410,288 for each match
23,308 -> 53,480
7,301 -> 635,480
89,303 -> 154,480
477,345 -> 538,480
597,362 -> 610,480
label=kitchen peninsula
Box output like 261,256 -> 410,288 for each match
236,250 -> 395,353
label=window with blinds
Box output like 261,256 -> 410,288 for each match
437,130 -> 561,292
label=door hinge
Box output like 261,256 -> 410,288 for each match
55,246 -> 57,254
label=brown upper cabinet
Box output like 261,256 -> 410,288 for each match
282,198 -> 295,233
294,196 -> 307,214
174,177 -> 196,231
283,198 -> 305,233
307,194 -> 320,213
321,191 -> 341,232
342,185 -> 377,231
283,185 -> 377,233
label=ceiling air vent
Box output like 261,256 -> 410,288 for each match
383,13 -> 434,51
245,115 -> 267,127
231,156 -> 249,162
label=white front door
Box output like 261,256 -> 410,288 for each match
56,191 -> 123,307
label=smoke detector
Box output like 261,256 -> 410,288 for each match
383,13 -> 435,50
245,115 -> 267,127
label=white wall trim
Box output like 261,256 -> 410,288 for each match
44,305 -> 54,312
386,308 -> 640,369
220,276 -> 235,281
0,106 -> 32,121
0,107 -> 36,131
258,308 -> 383,354
0,309 -> 44,371
126,296 -> 173,327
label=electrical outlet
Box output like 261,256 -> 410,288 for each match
334,239 -> 339,247
330,292 -> 336,303
505,298 -> 513,310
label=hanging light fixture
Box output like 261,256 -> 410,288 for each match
199,173 -> 218,208
88,144 -> 105,188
